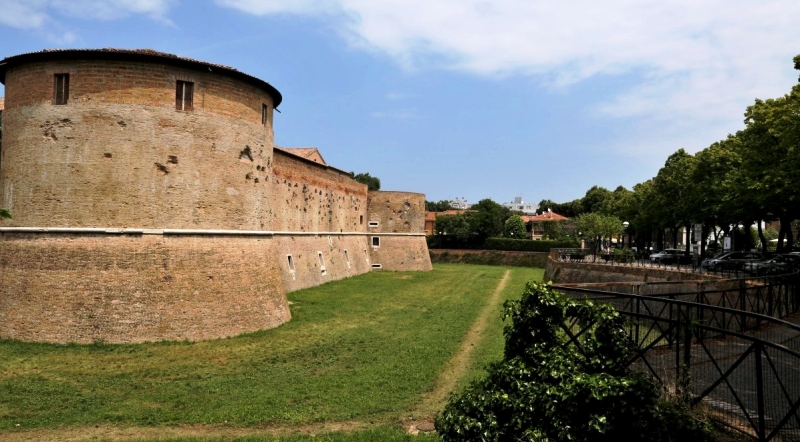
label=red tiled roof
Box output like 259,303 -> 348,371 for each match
425,210 -> 466,221
277,147 -> 326,165
521,211 -> 569,222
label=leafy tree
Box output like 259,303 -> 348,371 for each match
436,282 -> 711,442
350,172 -> 381,191
425,200 -> 453,212
504,214 -> 526,238
575,212 -> 624,255
469,199 -> 506,243
736,80 -> 800,252
582,185 -> 613,214
537,198 -> 584,218
435,213 -> 472,243
652,149 -> 698,252
542,220 -> 572,241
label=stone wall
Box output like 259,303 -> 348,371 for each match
272,234 -> 372,293
366,191 -> 431,271
271,150 -> 367,232
545,258 -> 716,284
0,232 -> 290,343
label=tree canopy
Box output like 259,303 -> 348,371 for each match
536,54 -> 800,253
350,172 -> 380,191
425,200 -> 453,212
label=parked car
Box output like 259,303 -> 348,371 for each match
701,251 -> 764,272
743,254 -> 800,276
649,248 -> 692,265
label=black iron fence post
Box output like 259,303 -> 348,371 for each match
755,342 -> 765,441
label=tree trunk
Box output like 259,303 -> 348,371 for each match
778,219 -> 788,253
757,221 -> 767,254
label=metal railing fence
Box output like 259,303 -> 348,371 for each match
550,262 -> 800,441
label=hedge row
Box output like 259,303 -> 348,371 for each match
484,238 -> 578,252
429,250 -> 549,268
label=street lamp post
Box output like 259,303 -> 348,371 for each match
622,221 -> 630,248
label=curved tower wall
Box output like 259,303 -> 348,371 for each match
1,58 -> 276,230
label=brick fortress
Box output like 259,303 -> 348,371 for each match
0,49 -> 431,344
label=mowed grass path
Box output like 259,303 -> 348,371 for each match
0,264 -> 541,439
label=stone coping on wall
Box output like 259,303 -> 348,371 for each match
0,227 -> 426,237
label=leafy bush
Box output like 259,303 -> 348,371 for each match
484,237 -> 577,252
612,248 -> 635,262
429,250 -> 549,268
435,281 -> 711,442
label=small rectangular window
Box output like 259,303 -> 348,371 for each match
54,74 -> 69,105
368,221 -> 379,228
371,236 -> 380,248
318,251 -> 327,276
176,80 -> 194,111
371,263 -> 382,269
287,254 -> 295,272
262,104 -> 268,125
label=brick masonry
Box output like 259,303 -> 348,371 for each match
0,233 -> 289,343
0,50 -> 431,343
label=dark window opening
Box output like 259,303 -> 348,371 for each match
287,255 -> 295,271
54,74 -> 69,105
176,80 -> 194,111
262,104 -> 268,125
371,236 -> 380,247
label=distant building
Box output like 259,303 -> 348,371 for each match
450,197 -> 470,210
522,210 -> 570,240
503,196 -> 538,214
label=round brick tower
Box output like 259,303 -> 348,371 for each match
0,49 -> 291,343
0,49 -> 281,230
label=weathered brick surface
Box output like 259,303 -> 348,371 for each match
0,233 -> 289,343
366,191 -> 426,233
1,61 -> 275,230
271,150 -> 367,232
272,235 -> 373,292
368,235 -> 432,271
365,191 -> 432,271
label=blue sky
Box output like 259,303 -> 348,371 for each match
2,0 -> 799,207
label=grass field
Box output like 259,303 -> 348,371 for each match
0,264 -> 542,440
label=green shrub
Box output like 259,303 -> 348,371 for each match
612,248 -> 635,263
484,237 -> 577,252
435,281 -> 712,442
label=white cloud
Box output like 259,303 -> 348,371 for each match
0,0 -> 176,33
50,0 -> 177,22
215,0 -> 800,155
0,0 -> 50,29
